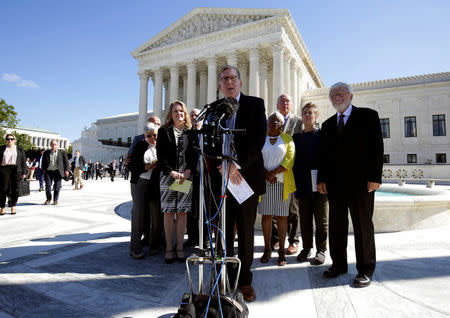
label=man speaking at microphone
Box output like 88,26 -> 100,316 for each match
209,65 -> 267,302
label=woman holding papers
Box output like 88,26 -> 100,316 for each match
156,100 -> 197,264
258,112 -> 296,266
292,103 -> 328,265
128,123 -> 161,259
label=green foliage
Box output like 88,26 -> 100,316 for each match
67,145 -> 73,159
0,130 -> 35,150
0,98 -> 34,150
0,98 -> 18,128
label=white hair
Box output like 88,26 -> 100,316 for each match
144,122 -> 158,132
329,82 -> 353,99
268,111 -> 285,125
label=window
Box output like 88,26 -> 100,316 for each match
407,154 -> 417,163
404,116 -> 417,137
383,154 -> 390,163
127,137 -> 132,144
436,153 -> 446,163
433,114 -> 446,136
380,118 -> 390,138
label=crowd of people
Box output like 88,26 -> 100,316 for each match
0,64 -> 383,303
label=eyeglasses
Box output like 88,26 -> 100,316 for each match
220,75 -> 239,82
6,138 -> 15,141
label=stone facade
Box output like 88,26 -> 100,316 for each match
131,8 -> 323,133
302,72 -> 450,166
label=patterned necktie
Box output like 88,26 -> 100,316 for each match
338,114 -> 345,135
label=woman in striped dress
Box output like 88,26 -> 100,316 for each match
258,112 -> 296,266
156,100 -> 197,263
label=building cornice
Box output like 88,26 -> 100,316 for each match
303,72 -> 450,97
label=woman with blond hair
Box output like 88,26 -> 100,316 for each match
156,100 -> 197,263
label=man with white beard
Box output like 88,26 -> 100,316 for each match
317,82 -> 383,288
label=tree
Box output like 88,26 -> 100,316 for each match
0,98 -> 34,150
0,98 -> 18,128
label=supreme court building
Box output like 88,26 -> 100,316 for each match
73,7 -> 449,176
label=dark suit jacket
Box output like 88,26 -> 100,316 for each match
156,124 -> 197,176
210,93 -> 267,195
128,140 -> 160,190
317,105 -> 383,193
42,149 -> 70,178
71,155 -> 86,171
0,145 -> 28,175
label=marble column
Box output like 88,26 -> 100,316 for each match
272,42 -> 284,107
183,75 -> 188,103
249,47 -> 260,97
207,57 -> 217,103
199,71 -> 207,107
239,61 -> 249,95
138,71 -> 150,134
227,51 -> 238,67
259,58 -> 268,113
292,64 -> 299,115
297,68 -> 303,110
152,68 -> 163,119
187,61 -> 196,110
169,64 -> 179,103
284,55 -> 291,96
164,81 -> 170,109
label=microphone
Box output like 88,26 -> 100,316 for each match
215,97 -> 239,120
193,103 -> 211,126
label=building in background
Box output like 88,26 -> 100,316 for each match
3,126 -> 69,150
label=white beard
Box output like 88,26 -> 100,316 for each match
332,102 -> 350,114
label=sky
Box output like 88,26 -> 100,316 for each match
1,0 -> 449,142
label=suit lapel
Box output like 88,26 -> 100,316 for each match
235,93 -> 244,129
344,106 -> 357,133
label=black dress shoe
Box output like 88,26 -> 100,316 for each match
353,273 -> 371,287
296,249 -> 311,262
323,267 -> 347,278
130,251 -> 145,259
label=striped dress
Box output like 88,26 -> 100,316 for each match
160,127 -> 192,213
258,135 -> 291,216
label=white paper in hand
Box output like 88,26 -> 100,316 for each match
227,178 -> 254,204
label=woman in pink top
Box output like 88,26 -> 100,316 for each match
0,134 -> 27,215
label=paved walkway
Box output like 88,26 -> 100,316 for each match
0,178 -> 449,318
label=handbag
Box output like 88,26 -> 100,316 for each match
18,179 -> 30,197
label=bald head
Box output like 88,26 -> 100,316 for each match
148,116 -> 161,127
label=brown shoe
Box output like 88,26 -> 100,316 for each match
239,285 -> 255,302
286,243 -> 298,255
44,200 -> 51,205
0,208 -> 5,215
11,207 -> 16,215
53,201 -> 58,205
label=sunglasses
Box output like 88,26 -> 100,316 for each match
146,134 -> 157,138
6,138 -> 15,141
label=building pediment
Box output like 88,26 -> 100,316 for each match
132,8 -> 288,56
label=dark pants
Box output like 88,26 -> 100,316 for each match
328,191 -> 376,276
110,170 -> 115,181
96,170 -> 102,180
44,170 -> 62,201
0,165 -> 19,208
298,193 -> 328,252
225,192 -> 258,287
130,179 -> 163,253
35,167 -> 45,189
271,196 -> 300,246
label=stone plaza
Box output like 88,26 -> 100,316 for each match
0,178 -> 449,317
